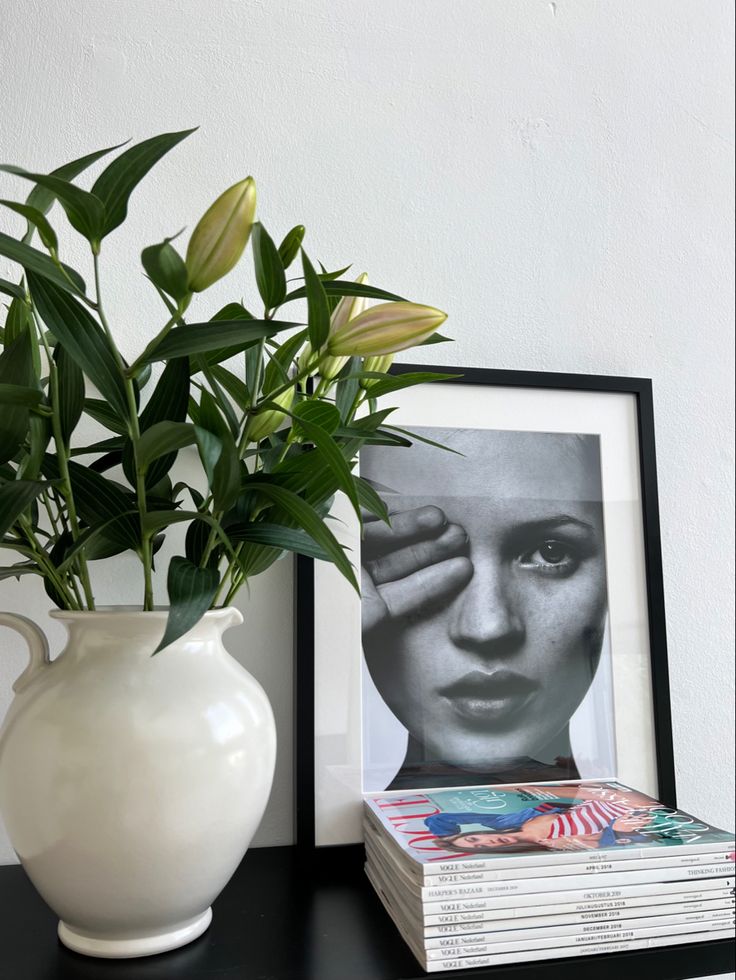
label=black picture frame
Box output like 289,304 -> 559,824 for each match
295,364 -> 676,853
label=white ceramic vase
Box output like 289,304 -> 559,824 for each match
0,607 -> 276,959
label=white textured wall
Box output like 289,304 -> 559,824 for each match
0,0 -> 733,892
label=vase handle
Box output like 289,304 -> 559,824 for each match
0,613 -> 50,693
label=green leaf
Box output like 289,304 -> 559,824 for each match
0,384 -> 43,408
0,199 -> 58,255
291,408 -> 360,519
70,436 -> 125,456
318,263 -> 353,281
123,357 -> 190,488
198,390 -> 240,511
252,223 -> 286,309
43,456 -> 140,553
354,371 -> 461,399
28,273 -> 129,421
209,365 -> 250,411
140,319 -> 296,363
382,424 -> 463,455
292,400 -> 340,435
254,482 -> 358,591
263,328 -> 308,393
22,141 -> 125,241
135,421 -> 198,471
335,356 -> 361,422
84,398 -> 128,435
0,167 -> 105,244
154,556 -> 220,654
4,296 -> 33,346
0,480 -> 45,537
229,522 -> 332,560
277,225 -> 305,268
91,129 -> 197,238
0,232 -> 86,296
285,279 -> 406,305
0,278 -> 25,301
419,331 -> 453,346
141,238 -> 190,303
0,330 -> 35,464
301,250 -> 330,350
0,562 -> 40,582
355,476 -> 390,524
19,414 -> 51,481
194,427 -> 223,489
54,343 -> 85,443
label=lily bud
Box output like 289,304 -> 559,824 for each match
327,302 -> 447,357
297,341 -> 318,378
318,272 -> 369,379
186,177 -> 256,292
248,385 -> 294,442
360,353 -> 394,389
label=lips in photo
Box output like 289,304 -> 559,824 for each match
439,669 -> 540,727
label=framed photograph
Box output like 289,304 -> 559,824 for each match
296,366 -> 675,849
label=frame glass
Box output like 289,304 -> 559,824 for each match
296,366 -> 675,849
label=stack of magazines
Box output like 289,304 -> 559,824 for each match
363,780 -> 735,972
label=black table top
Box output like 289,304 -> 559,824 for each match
0,845 -> 733,980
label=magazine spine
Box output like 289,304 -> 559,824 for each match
411,861 -> 735,900
422,907 -> 735,952
421,875 -> 736,914
421,929 -> 736,972
422,894 -> 735,937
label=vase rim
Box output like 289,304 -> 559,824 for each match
49,606 -> 238,621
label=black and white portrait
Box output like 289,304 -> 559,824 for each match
360,426 -> 616,792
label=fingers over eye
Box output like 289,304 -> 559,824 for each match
367,523 -> 468,585
378,556 -> 473,620
362,505 -> 449,559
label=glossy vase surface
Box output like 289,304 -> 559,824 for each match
0,607 -> 276,958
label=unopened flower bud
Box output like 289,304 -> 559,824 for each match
186,178 -> 256,292
317,273 -> 368,379
360,353 -> 394,389
248,385 -> 294,442
327,302 -> 447,357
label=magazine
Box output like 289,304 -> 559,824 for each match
365,864 -> 734,973
364,780 -> 735,880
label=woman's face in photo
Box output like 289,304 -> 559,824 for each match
361,428 -> 609,771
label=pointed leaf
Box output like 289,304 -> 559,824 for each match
122,357 -> 190,487
141,238 -> 189,303
252,223 -> 286,309
0,330 -> 35,463
285,279 -> 406,305
27,273 -> 129,421
0,384 -> 43,408
154,557 -> 220,654
0,232 -> 86,295
92,129 -> 197,238
229,522 -> 332,560
263,327 -> 308,393
22,141 -> 125,240
84,398 -> 128,435
350,371 -> 460,398
254,482 -> 358,591
292,400 -> 340,435
355,476 -> 390,524
54,343 -> 85,443
0,167 -> 105,243
140,318 -> 295,363
0,480 -> 46,537
198,390 -> 240,511
291,408 -> 359,518
0,200 -> 58,254
0,278 -> 25,301
277,225 -> 305,268
209,365 -> 250,411
136,421 -> 198,471
301,250 -> 330,350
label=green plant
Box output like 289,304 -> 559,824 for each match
0,130 -> 454,650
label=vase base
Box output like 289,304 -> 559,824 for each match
57,907 -> 212,958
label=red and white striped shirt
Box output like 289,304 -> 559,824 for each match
545,800 -> 633,839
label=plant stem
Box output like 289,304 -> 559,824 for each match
16,515 -> 80,609
34,313 -> 96,608
93,253 -> 154,611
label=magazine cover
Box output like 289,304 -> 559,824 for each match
364,781 -> 735,876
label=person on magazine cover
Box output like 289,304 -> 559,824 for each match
425,789 -> 654,854
360,427 -> 613,791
